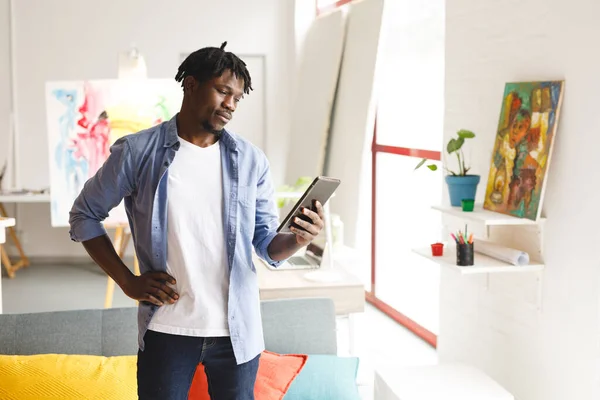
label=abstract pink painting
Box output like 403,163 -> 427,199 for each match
45,79 -> 182,227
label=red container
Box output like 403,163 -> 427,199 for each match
431,243 -> 444,256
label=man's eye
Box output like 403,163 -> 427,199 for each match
234,98 -> 241,103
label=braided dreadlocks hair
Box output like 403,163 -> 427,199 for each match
175,41 -> 253,95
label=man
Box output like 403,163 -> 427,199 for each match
68,42 -> 325,400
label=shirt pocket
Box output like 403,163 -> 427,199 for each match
238,185 -> 256,208
238,185 -> 256,237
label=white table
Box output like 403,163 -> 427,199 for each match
0,192 -> 51,203
375,364 -> 515,400
0,217 -> 16,313
0,193 -> 48,277
0,217 -> 16,241
256,254 -> 365,315
255,246 -> 365,355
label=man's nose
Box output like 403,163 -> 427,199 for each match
223,97 -> 236,111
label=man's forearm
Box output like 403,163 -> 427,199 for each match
82,234 -> 135,288
266,232 -> 304,261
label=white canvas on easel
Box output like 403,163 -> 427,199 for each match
325,0 -> 385,249
45,79 -> 182,227
284,9 -> 346,185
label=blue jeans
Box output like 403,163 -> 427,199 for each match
137,330 -> 260,400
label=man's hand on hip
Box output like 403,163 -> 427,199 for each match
123,272 -> 179,306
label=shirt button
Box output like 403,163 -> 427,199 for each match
164,161 -> 169,166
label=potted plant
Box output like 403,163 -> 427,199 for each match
415,129 -> 480,207
275,176 -> 313,209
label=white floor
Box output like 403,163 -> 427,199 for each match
2,262 -> 438,399
336,305 -> 438,399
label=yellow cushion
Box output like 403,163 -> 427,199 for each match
0,354 -> 137,400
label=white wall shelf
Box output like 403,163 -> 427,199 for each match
0,193 -> 50,203
431,204 -> 545,226
412,247 -> 545,275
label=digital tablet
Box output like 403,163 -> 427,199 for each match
277,176 -> 341,234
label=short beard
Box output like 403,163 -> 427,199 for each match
202,121 -> 224,136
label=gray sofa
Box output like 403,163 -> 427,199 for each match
0,298 -> 337,357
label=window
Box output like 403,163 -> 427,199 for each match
316,0 -> 445,347
316,0 -> 341,8
316,0 -> 352,15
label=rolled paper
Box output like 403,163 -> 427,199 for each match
474,240 -> 530,266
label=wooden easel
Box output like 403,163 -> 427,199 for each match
0,203 -> 30,278
0,201 -> 140,304
103,224 -> 140,308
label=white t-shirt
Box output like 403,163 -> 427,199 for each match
148,137 -> 230,337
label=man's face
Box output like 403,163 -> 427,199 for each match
185,70 -> 245,134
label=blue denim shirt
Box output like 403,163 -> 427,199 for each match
69,115 -> 284,364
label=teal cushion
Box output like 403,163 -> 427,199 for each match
283,355 -> 360,400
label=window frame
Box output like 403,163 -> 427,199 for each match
315,0 -> 441,348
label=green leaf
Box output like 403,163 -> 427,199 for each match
447,137 -> 464,153
446,138 -> 456,153
414,158 -> 428,170
427,164 -> 438,171
457,129 -> 475,139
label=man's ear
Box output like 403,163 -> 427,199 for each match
183,76 -> 197,93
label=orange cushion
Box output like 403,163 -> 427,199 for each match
189,350 -> 307,400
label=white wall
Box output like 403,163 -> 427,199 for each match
293,0 -> 316,73
441,1 -> 600,399
1,0 -> 295,258
0,1 -> 10,190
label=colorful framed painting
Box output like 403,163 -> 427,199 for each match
483,81 -> 564,221
45,79 -> 182,227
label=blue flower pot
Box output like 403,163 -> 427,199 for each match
445,175 -> 480,207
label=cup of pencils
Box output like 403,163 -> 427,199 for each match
451,227 -> 474,266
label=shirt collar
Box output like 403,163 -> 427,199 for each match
163,113 -> 238,151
